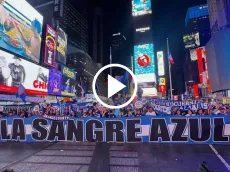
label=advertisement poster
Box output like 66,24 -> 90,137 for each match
56,27 -> 67,65
0,0 -> 43,63
44,25 -> 56,67
0,50 -> 49,95
189,46 -> 205,61
134,44 -> 157,96
157,51 -> 165,76
183,32 -> 200,49
134,44 -> 155,75
61,65 -> 77,97
132,0 -> 152,16
48,68 -> 62,95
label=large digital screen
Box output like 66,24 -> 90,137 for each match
189,47 -> 206,61
134,44 -> 155,75
132,0 -> 152,16
44,25 -> 56,67
61,65 -> 77,97
56,27 -> 67,65
0,0 -> 43,63
183,32 -> 200,49
157,51 -> 165,76
48,68 -> 62,95
0,50 -> 49,95
134,44 -> 157,96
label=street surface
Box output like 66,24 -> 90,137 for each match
0,142 -> 229,172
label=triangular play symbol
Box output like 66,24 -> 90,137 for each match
108,75 -> 126,98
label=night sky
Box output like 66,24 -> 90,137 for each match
70,0 -> 207,95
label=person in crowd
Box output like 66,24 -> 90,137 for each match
135,109 -> 143,117
208,108 -> 215,115
204,109 -> 209,115
63,108 -> 69,116
83,112 -> 88,118
88,110 -> 94,117
70,111 -> 75,117
19,111 -> 26,118
8,112 -> 13,117
27,112 -> 32,118
0,112 -> 3,118
176,110 -> 182,116
197,109 -> 204,116
55,110 -> 60,116
171,107 -> 178,115
217,107 -> 225,115
142,107 -> 148,115
185,110 -> 194,116
113,107 -> 121,118
225,107 -> 230,115
146,107 -> 156,116
75,108 -> 83,118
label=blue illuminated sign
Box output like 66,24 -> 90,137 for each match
134,44 -> 155,75
132,0 -> 152,16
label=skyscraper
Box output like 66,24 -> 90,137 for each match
111,32 -> 128,65
207,0 -> 230,33
132,0 -> 157,97
91,7 -> 104,65
205,0 -> 230,94
185,4 -> 211,46
28,0 -> 89,53
183,4 -> 211,97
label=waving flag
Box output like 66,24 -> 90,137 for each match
168,53 -> 174,64
16,84 -> 26,103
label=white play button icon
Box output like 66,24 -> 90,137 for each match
92,64 -> 138,109
108,75 -> 126,98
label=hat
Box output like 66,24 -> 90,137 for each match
13,56 -> 21,61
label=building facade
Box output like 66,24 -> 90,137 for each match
184,4 -> 211,97
207,0 -> 230,33
28,0 -> 89,53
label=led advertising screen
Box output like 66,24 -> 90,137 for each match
134,44 -> 157,96
157,51 -> 165,76
189,47 -> 206,61
56,27 -> 67,65
44,25 -> 56,67
48,68 -> 62,95
0,50 -> 49,95
132,0 -> 152,16
0,0 -> 43,63
134,44 -> 155,76
183,32 -> 200,49
61,65 -> 77,97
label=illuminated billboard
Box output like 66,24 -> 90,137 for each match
61,65 -> 77,97
134,44 -> 157,96
48,68 -> 62,95
134,44 -> 155,75
190,47 -> 206,61
157,51 -> 165,76
183,32 -> 200,49
0,50 -> 49,95
0,0 -> 43,63
132,0 -> 152,16
56,27 -> 67,65
44,25 -> 56,67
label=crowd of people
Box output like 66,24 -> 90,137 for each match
1,102 -> 230,118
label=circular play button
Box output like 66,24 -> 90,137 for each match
92,64 -> 138,109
